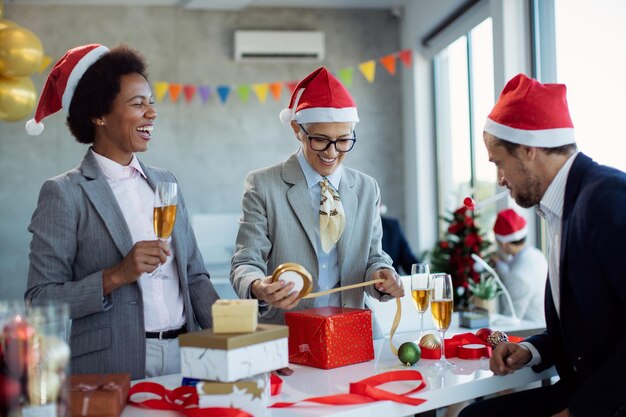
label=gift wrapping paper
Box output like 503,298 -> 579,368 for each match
284,307 -> 374,369
197,372 -> 270,416
68,373 -> 130,417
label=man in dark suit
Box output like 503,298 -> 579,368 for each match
379,204 -> 419,275
459,74 -> 626,417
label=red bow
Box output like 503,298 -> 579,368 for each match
270,369 -> 426,408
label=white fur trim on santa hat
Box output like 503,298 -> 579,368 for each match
495,225 -> 528,243
61,45 -> 110,111
25,118 -> 45,136
295,107 -> 359,124
484,117 -> 575,148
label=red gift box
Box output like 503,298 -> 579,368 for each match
69,373 -> 130,417
284,307 -> 374,369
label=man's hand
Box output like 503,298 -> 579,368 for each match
552,409 -> 570,417
251,276 -> 300,310
373,269 -> 404,298
490,342 -> 531,375
103,240 -> 170,294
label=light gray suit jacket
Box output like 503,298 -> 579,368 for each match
25,149 -> 219,380
230,152 -> 394,324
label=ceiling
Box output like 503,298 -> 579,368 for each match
6,0 -> 410,10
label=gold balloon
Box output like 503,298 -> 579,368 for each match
0,19 -> 19,31
0,26 -> 43,78
0,75 -> 37,122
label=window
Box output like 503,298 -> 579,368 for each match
554,0 -> 626,171
434,18 -> 497,229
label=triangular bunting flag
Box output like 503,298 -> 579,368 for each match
379,54 -> 397,75
169,83 -> 182,103
337,67 -> 354,88
217,85 -> 231,104
197,85 -> 212,104
183,85 -> 196,103
252,83 -> 269,104
38,55 -> 53,74
286,81 -> 298,93
236,85 -> 251,103
358,60 -> 376,83
269,82 -> 283,101
398,49 -> 413,68
154,81 -> 169,103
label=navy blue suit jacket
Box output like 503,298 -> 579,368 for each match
381,216 -> 418,275
527,153 -> 626,417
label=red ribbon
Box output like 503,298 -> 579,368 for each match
421,333 -> 491,360
128,381 -> 253,417
270,369 -> 426,408
128,374 -> 283,417
420,333 -> 525,360
270,374 -> 283,396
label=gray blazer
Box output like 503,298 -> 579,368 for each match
25,149 -> 219,379
230,152 -> 394,324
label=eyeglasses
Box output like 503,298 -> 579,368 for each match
298,124 -> 357,153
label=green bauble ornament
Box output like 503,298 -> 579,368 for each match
398,342 -> 421,366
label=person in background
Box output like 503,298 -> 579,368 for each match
379,203 -> 419,275
25,44 -> 219,380
492,208 -> 547,323
230,67 -> 403,325
459,74 -> 626,417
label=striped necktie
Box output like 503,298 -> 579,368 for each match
319,177 -> 346,253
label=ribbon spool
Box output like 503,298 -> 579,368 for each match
270,263 -> 384,299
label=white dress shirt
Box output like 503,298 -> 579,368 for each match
522,151 -> 578,366
297,148 -> 342,307
91,149 -> 185,332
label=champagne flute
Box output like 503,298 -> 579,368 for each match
430,273 -> 455,369
410,263 -> 431,337
150,181 -> 177,278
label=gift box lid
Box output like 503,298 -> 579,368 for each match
212,299 -> 258,317
286,306 -> 370,318
179,323 -> 288,350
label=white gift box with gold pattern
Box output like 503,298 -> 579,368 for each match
197,372 -> 270,417
179,324 -> 288,382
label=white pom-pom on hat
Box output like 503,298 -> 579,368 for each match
279,107 -> 292,124
25,118 -> 45,136
25,44 -> 109,136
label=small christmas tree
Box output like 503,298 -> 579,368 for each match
429,205 -> 493,307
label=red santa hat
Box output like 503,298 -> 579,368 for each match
494,208 -> 528,243
484,73 -> 575,148
25,44 -> 110,136
279,67 -> 359,124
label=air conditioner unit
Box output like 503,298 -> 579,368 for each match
234,30 -> 325,62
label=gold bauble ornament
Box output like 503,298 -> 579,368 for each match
0,19 -> 20,31
418,333 -> 442,350
0,75 -> 36,121
0,26 -> 43,77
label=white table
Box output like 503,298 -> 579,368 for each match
123,318 -> 555,417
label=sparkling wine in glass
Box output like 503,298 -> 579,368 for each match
410,263 -> 431,337
151,182 -> 177,278
430,273 -> 455,369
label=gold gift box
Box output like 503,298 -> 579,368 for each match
211,299 -> 258,334
179,323 -> 288,350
